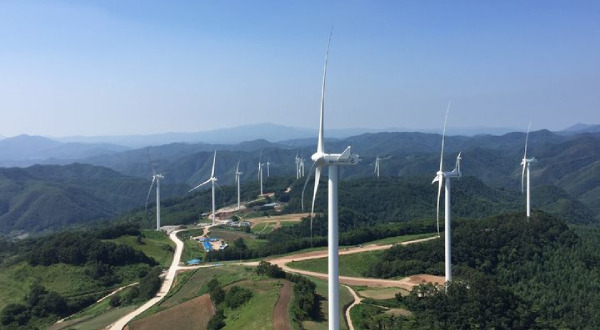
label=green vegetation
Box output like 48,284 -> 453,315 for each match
106,230 -> 174,268
0,223 -> 170,329
288,250 -> 383,278
355,212 -> 600,329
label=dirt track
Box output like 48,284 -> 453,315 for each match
273,281 -> 292,330
266,236 -> 444,290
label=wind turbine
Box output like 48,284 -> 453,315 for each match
295,152 -> 301,179
432,103 -> 461,283
257,159 -> 264,196
301,31 -> 359,330
300,157 -> 305,177
145,151 -> 164,231
190,151 -> 218,225
235,161 -> 243,210
374,156 -> 381,178
266,159 -> 272,177
521,123 -> 536,218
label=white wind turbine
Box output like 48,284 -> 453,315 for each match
190,151 -> 218,225
145,151 -> 164,231
266,159 -> 272,177
432,103 -> 462,283
374,156 -> 381,178
301,31 -> 359,330
235,161 -> 243,210
257,158 -> 264,196
295,152 -> 301,179
521,123 -> 536,218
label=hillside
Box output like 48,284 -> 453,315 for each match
0,164 -> 189,235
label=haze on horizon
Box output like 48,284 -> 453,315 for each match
0,0 -> 599,138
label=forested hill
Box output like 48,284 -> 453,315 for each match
72,129 -> 600,219
364,212 -> 600,329
0,163 -> 188,235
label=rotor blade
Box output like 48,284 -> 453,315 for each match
310,166 -> 322,245
145,177 -> 156,210
524,122 -> 531,160
317,28 -> 332,155
521,163 -> 526,194
301,161 -> 317,211
439,101 -> 451,172
215,181 -> 224,194
147,148 -> 156,175
211,150 -> 217,178
436,177 -> 443,237
189,178 -> 212,192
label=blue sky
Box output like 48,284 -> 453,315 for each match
0,0 -> 599,137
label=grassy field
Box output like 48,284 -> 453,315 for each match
357,287 -> 409,299
222,279 -> 283,330
106,230 -> 175,268
49,304 -> 138,330
287,250 -> 384,277
0,263 -> 116,310
210,227 -> 268,250
367,233 -> 437,246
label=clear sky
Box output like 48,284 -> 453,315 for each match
0,0 -> 599,137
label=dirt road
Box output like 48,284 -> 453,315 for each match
273,281 -> 293,330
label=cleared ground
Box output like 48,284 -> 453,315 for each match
357,287 -> 409,300
128,294 -> 214,330
273,281 -> 292,330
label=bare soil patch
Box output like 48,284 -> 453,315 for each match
405,274 -> 444,286
128,294 -> 214,330
358,287 -> 408,300
273,280 -> 292,330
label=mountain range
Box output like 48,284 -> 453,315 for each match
0,123 -> 599,235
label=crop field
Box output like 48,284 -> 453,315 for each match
129,294 -> 214,330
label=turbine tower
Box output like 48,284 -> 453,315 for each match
235,161 -> 243,210
190,151 -> 218,225
432,103 -> 461,283
300,158 -> 305,177
145,150 -> 164,231
374,156 -> 381,178
295,152 -> 301,179
521,124 -> 536,218
302,31 -> 359,330
257,160 -> 264,196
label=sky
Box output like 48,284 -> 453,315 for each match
0,0 -> 599,137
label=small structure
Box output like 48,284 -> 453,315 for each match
187,258 -> 202,265
203,241 -> 212,251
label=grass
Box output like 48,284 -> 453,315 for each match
210,227 -> 268,250
287,250 -> 383,277
357,287 -> 409,299
106,230 -> 175,268
50,304 -> 138,330
0,263 -> 115,310
367,233 -> 437,245
222,279 -> 283,330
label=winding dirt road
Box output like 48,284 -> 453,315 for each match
108,225 -> 219,330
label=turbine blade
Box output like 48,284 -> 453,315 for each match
521,163 -> 526,194
145,177 -> 156,210
301,161 -> 317,211
147,148 -> 156,175
211,150 -> 216,178
524,123 -> 531,160
189,178 -> 212,192
439,101 -> 451,172
436,177 -> 443,237
317,29 -> 332,155
310,166 -> 322,245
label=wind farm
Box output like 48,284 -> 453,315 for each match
1,2 -> 600,330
